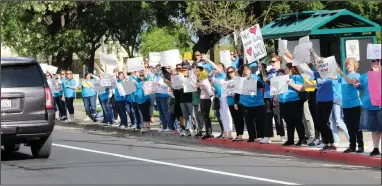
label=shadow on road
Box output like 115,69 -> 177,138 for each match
1,150 -> 34,161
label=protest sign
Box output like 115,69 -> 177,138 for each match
368,71 -> 381,106
240,24 -> 267,63
183,78 -> 197,93
183,52 -> 192,60
234,77 -> 257,95
367,44 -> 381,60
171,74 -> 184,89
149,52 -> 161,66
73,74 -> 80,86
52,80 -> 63,93
100,53 -> 118,67
270,75 -> 289,96
221,80 -> 235,98
116,82 -> 126,96
219,50 -> 232,67
292,42 -> 313,66
122,80 -> 137,95
278,39 -> 288,56
39,64 -> 48,73
100,74 -> 116,87
317,56 -> 337,79
93,80 -> 105,94
234,77 -> 245,94
143,81 -> 157,95
161,49 -> 181,68
156,78 -> 169,94
299,36 -> 310,44
345,40 -> 360,61
127,57 -> 144,72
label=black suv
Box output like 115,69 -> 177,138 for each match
1,57 -> 55,158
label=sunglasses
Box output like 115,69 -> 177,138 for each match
61,73 -> 65,75
227,71 -> 234,73
195,55 -> 200,57
230,53 -> 234,55
165,67 -> 171,70
271,60 -> 277,63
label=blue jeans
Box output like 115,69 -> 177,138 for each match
83,95 -> 97,116
330,102 -> 350,143
101,99 -> 114,124
126,101 -> 136,126
116,100 -> 128,126
156,97 -> 170,129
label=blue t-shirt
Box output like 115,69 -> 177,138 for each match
64,79 -> 76,98
99,88 -> 110,101
239,74 -> 264,107
227,96 -> 235,106
80,79 -> 96,98
134,76 -> 152,104
114,79 -> 127,101
232,57 -> 239,70
314,72 -> 333,102
332,77 -> 342,103
202,63 -> 214,73
279,75 -> 303,103
358,73 -> 380,110
340,73 -> 361,108
213,72 -> 227,98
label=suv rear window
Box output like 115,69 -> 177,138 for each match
1,64 -> 44,88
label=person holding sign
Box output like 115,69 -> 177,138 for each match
353,59 -> 382,156
154,68 -> 171,132
233,64 -> 265,142
277,63 -> 306,146
99,87 -> 114,125
113,72 -> 128,128
135,70 -> 153,130
78,72 -> 97,122
336,58 -> 364,153
178,66 -> 197,136
52,73 -> 66,121
63,71 -> 77,122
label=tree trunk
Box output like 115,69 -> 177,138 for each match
87,48 -> 96,73
192,33 -> 221,61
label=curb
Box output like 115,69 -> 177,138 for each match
200,138 -> 382,169
56,122 -> 381,169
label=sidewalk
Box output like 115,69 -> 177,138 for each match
56,101 -> 381,169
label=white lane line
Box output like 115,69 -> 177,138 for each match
53,143 -> 299,185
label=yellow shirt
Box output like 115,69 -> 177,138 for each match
304,76 -> 316,92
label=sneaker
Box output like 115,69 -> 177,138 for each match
309,139 -> 320,147
356,147 -> 364,153
260,137 -> 271,144
320,145 -> 330,151
317,143 -> 326,148
247,138 -> 255,142
306,137 -> 315,145
121,125 -> 127,129
194,132 -> 203,138
180,130 -> 186,137
370,148 -> 381,156
164,129 -> 172,132
328,144 -> 337,151
173,129 -> 180,134
343,147 -> 355,153
282,141 -> 294,146
280,136 -> 287,143
158,129 -> 165,132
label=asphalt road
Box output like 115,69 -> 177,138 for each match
1,126 -> 381,185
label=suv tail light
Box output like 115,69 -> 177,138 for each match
45,88 -> 53,109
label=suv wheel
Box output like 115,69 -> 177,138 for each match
31,135 -> 52,158
4,143 -> 20,153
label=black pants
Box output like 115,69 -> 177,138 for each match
65,97 -> 75,114
343,106 -> 364,149
110,95 -> 119,120
214,108 -> 224,134
308,91 -> 320,139
229,105 -> 244,136
264,98 -> 275,137
54,96 -> 67,118
280,100 -> 305,142
317,101 -> 334,144
138,100 -> 152,122
200,99 -> 212,135
240,104 -> 265,140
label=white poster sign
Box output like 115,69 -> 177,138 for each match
345,40 -> 360,61
240,24 -> 267,63
143,81 -> 157,95
127,57 -> 144,72
73,74 -> 80,86
367,44 -> 381,59
161,49 -> 181,68
93,80 -> 105,94
39,64 -> 48,73
183,78 -> 197,93
219,50 -> 232,67
171,74 -> 184,89
292,42 -> 313,66
221,80 -> 235,98
100,74 -> 116,87
278,39 -> 288,56
299,35 -> 310,44
317,56 -> 338,79
122,80 -> 137,95
52,80 -> 63,93
116,82 -> 126,96
100,53 -> 118,67
234,77 -> 257,95
149,52 -> 162,66
156,78 -> 169,94
270,75 -> 289,96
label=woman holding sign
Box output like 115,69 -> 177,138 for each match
114,72 -> 128,128
63,71 -> 77,121
52,73 -> 67,121
234,64 -> 265,142
135,70 -> 153,130
79,72 -> 97,122
353,59 -> 382,156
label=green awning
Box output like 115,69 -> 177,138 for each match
261,9 -> 381,39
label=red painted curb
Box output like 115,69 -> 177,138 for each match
200,138 -> 381,168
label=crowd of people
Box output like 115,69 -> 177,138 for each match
45,47 -> 382,157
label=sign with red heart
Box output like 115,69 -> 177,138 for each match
249,26 -> 257,35
240,24 -> 267,63
246,47 -> 253,56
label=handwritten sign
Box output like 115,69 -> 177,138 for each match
368,71 -> 381,106
292,42 -> 313,66
149,52 -> 161,66
122,80 -> 137,95
234,77 -> 257,95
240,24 -> 267,63
219,50 -> 232,67
171,74 -> 184,89
100,53 -> 118,67
317,56 -> 337,79
156,78 -> 169,94
127,57 -> 144,72
183,78 -> 197,93
93,80 -> 105,94
299,35 -> 310,44
100,74 -> 116,87
221,80 -> 235,97
270,75 -> 289,96
345,40 -> 360,61
367,44 -> 381,60
143,81 -> 157,95
116,81 -> 127,96
161,49 -> 181,68
278,39 -> 287,56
